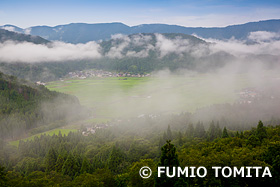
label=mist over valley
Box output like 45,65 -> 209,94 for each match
0,17 -> 280,186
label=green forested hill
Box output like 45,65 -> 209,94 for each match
0,29 -> 49,44
0,33 -> 234,82
0,72 -> 88,140
0,116 -> 279,186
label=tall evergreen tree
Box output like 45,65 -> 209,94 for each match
166,125 -> 173,141
216,121 -> 222,138
207,121 -> 216,140
159,140 -> 179,167
107,146 -> 126,174
222,127 -> 229,138
155,140 -> 182,187
80,157 -> 91,174
178,132 -> 183,146
186,123 -> 194,138
256,120 -> 267,141
195,121 -> 206,138
45,148 -> 57,172
62,154 -> 79,178
55,154 -> 65,173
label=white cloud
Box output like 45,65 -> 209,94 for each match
2,26 -> 16,32
155,34 -> 209,58
248,31 -> 280,42
106,34 -> 130,58
0,41 -> 102,63
207,38 -> 280,57
24,28 -> 32,35
106,33 -> 154,58
1,33 -> 280,65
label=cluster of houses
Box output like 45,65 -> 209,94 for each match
81,123 -> 110,136
67,69 -> 150,79
36,81 -> 46,86
236,87 -> 262,104
68,69 -> 115,79
137,113 -> 160,119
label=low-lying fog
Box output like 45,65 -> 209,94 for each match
1,31 -> 280,122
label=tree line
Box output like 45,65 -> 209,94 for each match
0,118 -> 279,186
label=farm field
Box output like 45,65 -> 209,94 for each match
10,128 -> 77,147
46,73 -> 253,119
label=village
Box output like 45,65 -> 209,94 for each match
81,123 -> 110,136
66,69 -> 150,79
236,87 -> 262,104
35,69 -> 151,86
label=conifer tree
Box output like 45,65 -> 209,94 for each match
195,121 -> 206,138
166,125 -> 173,140
178,132 -> 183,146
256,120 -> 267,141
45,148 -> 57,172
208,121 -> 216,140
186,123 -> 194,137
62,154 -> 79,178
107,146 -> 125,174
55,154 -> 65,173
155,140 -> 183,187
80,157 -> 91,174
222,127 -> 229,138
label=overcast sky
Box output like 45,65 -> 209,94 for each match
0,0 -> 280,28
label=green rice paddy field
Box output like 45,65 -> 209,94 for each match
11,72 -> 275,145
46,74 -> 252,119
10,128 -> 77,147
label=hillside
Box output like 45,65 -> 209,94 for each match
0,33 -> 233,81
2,19 -> 280,43
0,114 -> 279,186
0,28 -> 49,44
0,32 -> 278,82
97,33 -> 230,73
0,72 -> 88,140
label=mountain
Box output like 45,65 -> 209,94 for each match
0,24 -> 24,33
0,71 -> 88,140
29,22 -> 131,43
1,19 -> 280,43
2,32 -> 278,82
0,33 -> 230,81
85,33 -> 232,74
0,28 -> 49,44
131,19 -> 280,40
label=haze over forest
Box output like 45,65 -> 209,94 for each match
0,19 -> 280,134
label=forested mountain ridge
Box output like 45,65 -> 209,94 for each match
96,33 -> 224,73
0,30 -> 278,83
0,33 -> 235,82
0,28 -> 49,44
0,72 -> 88,140
1,19 -> 280,43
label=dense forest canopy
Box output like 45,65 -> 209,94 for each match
0,72 -> 89,140
0,116 -> 280,186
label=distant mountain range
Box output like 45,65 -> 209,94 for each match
1,19 -> 280,43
